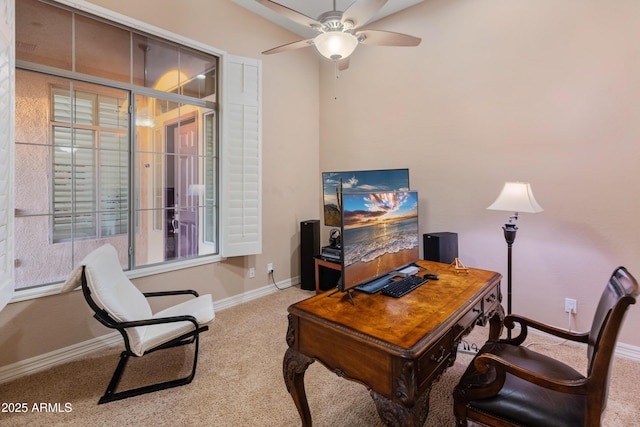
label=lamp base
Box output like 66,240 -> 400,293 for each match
503,222 -> 518,246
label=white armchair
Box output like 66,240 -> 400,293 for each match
61,244 -> 215,404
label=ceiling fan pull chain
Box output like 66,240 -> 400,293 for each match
334,61 -> 339,100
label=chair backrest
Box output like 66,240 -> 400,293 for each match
587,266 -> 638,407
81,244 -> 152,346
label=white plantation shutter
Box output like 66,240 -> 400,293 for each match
51,88 -> 128,241
52,127 -> 97,240
0,0 -> 14,311
221,55 -> 262,257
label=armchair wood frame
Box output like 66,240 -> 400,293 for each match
81,266 -> 209,404
453,266 -> 639,427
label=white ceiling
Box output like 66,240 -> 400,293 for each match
232,0 -> 424,39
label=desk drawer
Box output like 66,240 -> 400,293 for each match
460,301 -> 482,330
417,330 -> 453,389
475,283 -> 500,327
483,284 -> 500,312
454,300 -> 483,340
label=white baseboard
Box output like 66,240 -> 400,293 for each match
457,339 -> 640,362
459,325 -> 640,362
0,332 -> 122,385
0,276 -> 299,385
527,324 -> 640,361
615,342 -> 640,361
212,276 -> 297,311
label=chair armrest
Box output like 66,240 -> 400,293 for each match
501,314 -> 589,346
143,290 -> 200,298
472,353 -> 590,398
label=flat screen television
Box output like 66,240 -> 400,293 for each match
340,190 -> 420,293
322,169 -> 410,227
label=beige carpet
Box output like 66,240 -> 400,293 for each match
1,286 -> 639,426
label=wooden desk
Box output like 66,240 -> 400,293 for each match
283,260 -> 504,426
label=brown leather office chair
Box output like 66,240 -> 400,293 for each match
453,266 -> 638,427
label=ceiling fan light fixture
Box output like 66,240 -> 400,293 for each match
314,31 -> 358,61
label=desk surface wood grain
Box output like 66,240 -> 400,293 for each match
290,260 -> 502,350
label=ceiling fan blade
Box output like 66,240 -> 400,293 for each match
262,38 -> 314,55
357,30 -> 421,47
255,0 -> 322,29
342,0 -> 389,29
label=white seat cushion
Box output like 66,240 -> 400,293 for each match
134,294 -> 215,356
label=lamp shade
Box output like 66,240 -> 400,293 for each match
487,182 -> 543,213
314,31 -> 359,61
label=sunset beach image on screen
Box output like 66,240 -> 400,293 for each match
322,169 -> 409,227
341,191 -> 419,290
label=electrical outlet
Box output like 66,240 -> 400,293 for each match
565,298 -> 577,314
249,267 -> 255,278
267,263 -> 273,273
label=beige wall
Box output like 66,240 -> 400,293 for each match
319,0 -> 640,346
0,0 -> 320,366
2,0 -> 639,368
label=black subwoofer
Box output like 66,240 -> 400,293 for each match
300,220 -> 320,291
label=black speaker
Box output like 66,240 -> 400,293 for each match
300,220 -> 320,291
423,232 -> 458,264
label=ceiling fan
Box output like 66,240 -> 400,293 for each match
256,0 -> 421,68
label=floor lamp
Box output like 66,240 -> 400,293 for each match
487,182 -> 543,338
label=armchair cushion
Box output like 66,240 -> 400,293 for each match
139,294 -> 215,355
460,341 -> 586,427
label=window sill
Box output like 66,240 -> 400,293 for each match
9,254 -> 222,303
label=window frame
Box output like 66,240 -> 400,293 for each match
8,0 -> 262,302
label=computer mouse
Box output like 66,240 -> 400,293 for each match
423,273 -> 439,280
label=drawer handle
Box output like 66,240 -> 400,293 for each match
472,307 -> 481,314
486,293 -> 496,303
430,346 -> 446,363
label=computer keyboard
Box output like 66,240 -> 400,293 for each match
381,275 -> 427,298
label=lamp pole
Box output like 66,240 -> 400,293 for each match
502,219 -> 518,339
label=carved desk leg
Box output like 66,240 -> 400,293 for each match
283,315 -> 315,426
488,304 -> 505,341
371,388 -> 431,427
369,359 -> 432,427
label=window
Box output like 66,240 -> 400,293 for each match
11,0 -> 261,296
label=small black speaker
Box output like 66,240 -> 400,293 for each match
423,232 -> 458,264
300,220 -> 320,291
